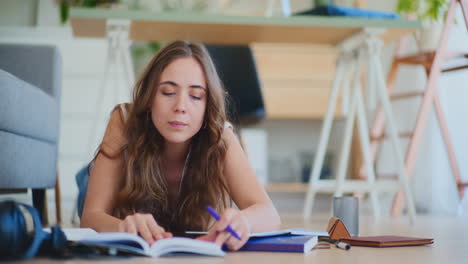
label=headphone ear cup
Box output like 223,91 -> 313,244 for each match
0,201 -> 31,260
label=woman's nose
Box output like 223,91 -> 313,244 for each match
174,94 -> 187,113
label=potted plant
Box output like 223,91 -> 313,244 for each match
396,0 -> 451,51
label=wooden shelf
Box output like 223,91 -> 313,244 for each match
70,8 -> 421,45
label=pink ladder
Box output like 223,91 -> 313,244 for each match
363,0 -> 468,216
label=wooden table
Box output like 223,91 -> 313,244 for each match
24,214 -> 468,263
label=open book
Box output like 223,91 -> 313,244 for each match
54,227 -> 327,256
59,229 -> 225,257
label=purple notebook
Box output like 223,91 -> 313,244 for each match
239,235 -> 318,253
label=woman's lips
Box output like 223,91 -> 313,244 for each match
168,121 -> 187,129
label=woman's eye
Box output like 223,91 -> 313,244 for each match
162,92 -> 175,96
191,95 -> 202,100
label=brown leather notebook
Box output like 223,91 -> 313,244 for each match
340,236 -> 434,248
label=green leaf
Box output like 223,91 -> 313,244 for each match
396,0 -> 449,21
60,0 -> 69,24
148,42 -> 161,54
396,0 -> 419,14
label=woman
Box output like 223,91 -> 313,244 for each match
81,40 -> 281,251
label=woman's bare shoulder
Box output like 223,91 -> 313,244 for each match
101,104 -> 131,156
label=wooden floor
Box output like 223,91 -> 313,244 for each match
25,213 -> 468,264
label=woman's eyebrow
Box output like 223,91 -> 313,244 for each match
190,84 -> 206,90
159,81 -> 178,87
159,81 -> 205,90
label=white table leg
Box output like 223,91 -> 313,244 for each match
119,28 -> 135,92
334,55 -> 361,198
87,20 -> 134,157
303,57 -> 348,219
341,63 -> 351,116
355,52 -> 380,218
87,32 -> 115,156
370,39 -> 416,223
334,88 -> 357,198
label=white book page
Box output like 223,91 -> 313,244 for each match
303,236 -> 319,253
79,232 -> 150,253
149,237 -> 225,257
248,230 -> 290,238
42,227 -> 98,241
288,228 -> 329,237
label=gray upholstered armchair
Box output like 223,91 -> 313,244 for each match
0,44 -> 61,225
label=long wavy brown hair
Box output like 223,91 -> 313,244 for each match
93,41 -> 231,234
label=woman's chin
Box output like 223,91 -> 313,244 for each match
162,134 -> 192,145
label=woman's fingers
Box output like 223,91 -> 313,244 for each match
214,209 -> 251,251
223,221 -> 246,250
145,216 -> 166,240
119,213 -> 170,244
212,208 -> 238,246
135,216 -> 154,244
122,217 -> 138,235
196,227 -> 219,242
162,231 -> 173,238
215,208 -> 237,232
225,234 -> 242,250
214,230 -> 231,246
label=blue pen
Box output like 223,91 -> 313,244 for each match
205,206 -> 242,240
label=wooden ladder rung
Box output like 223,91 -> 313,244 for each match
442,64 -> 468,72
395,52 -> 467,65
395,52 -> 435,65
390,91 -> 425,100
371,131 -> 413,141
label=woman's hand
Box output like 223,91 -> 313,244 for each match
118,213 -> 173,245
197,208 -> 251,251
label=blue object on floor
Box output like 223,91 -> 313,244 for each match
295,5 -> 399,19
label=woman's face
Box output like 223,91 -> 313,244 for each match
151,57 -> 208,145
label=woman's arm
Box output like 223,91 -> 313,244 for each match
80,107 -> 171,244
223,128 -> 281,232
80,152 -> 124,232
80,108 -> 126,232
199,128 -> 281,250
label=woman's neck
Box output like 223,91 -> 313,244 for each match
162,141 -> 190,164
